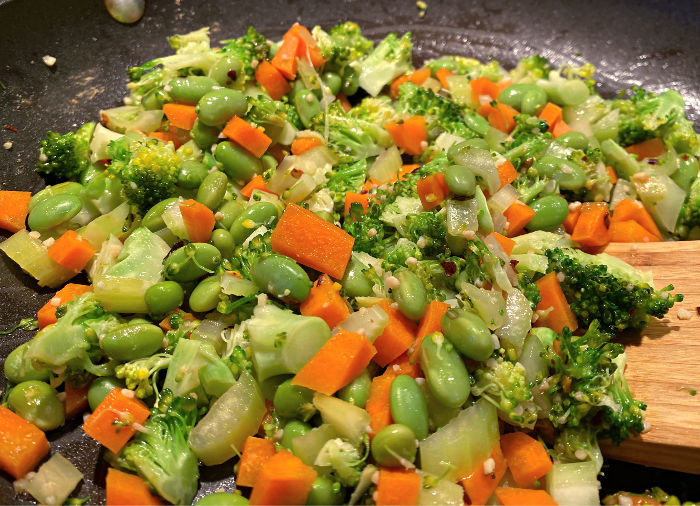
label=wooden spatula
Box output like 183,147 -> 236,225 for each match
600,241 -> 700,474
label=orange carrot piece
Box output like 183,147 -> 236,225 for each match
271,203 -> 355,279
460,444 -> 507,506
399,164 -> 420,181
291,136 -> 324,156
390,75 -> 410,99
385,116 -> 428,155
494,102 -> 519,133
240,175 -> 269,199
344,192 -> 373,217
237,436 -> 277,488
366,373 -> 396,437
292,329 -> 376,395
611,198 -> 662,239
47,230 -> 96,272
300,274 -> 351,329
538,102 -> 563,131
435,68 -> 453,89
494,487 -> 557,506
82,388 -> 151,453
0,191 -> 31,233
504,201 -> 536,237
470,77 -> 500,104
372,300 -> 418,367
284,24 -> 325,68
37,283 -> 92,329
562,206 -> 581,235
410,300 -> 450,364
417,173 -> 448,210
255,60 -> 291,101
624,137 -> 666,160
106,468 -> 162,506
387,353 -> 422,378
64,380 -> 92,419
271,35 -> 302,80
249,449 -> 317,505
159,309 -> 196,332
500,432 -> 554,488
606,165 -> 618,184
375,469 -> 421,506
337,92 -> 352,112
179,199 -> 215,243
162,103 -> 197,130
490,231 -> 515,255
497,160 -> 518,189
408,67 -> 431,85
0,405 -> 50,479
551,119 -> 573,138
534,272 -> 578,334
571,201 -> 609,247
223,116 -> 272,158
609,220 -> 661,243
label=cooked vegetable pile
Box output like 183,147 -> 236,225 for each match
0,20 -> 695,505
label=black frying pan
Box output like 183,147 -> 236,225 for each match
1,0 -> 699,502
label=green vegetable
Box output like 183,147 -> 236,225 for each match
389,375 -> 429,440
145,281 -> 185,315
142,198 -> 179,231
164,242 -> 222,282
101,323 -> 164,361
208,55 -> 245,89
115,353 -> 172,400
215,200 -> 245,229
440,308 -> 493,361
294,89 -> 322,128
420,332 -> 470,409
352,32 -> 413,97
251,255 -> 312,303
3,342 -> 51,383
190,119 -> 221,150
215,141 -> 263,185
281,419 -> 313,450
210,228 -> 236,258
196,88 -> 247,126
338,369 -> 371,408
340,256 -> 374,298
87,376 -> 124,411
189,275 -> 222,312
526,195 -> 569,231
8,380 -> 65,431
444,164 -> 476,196
27,193 -> 82,232
168,76 -> 218,105
196,170 -> 229,210
195,492 -> 249,506
499,83 -> 547,115
391,269 -> 427,320
230,202 -> 279,245
370,423 -> 417,467
306,476 -> 344,505
177,160 -> 210,189
36,123 -> 95,180
273,379 -> 316,421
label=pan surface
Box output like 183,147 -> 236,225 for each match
1,0 -> 699,502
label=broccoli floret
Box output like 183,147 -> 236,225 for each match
347,96 -> 395,125
551,425 -> 603,471
424,55 -> 484,75
227,345 -> 253,379
220,26 -> 269,82
510,55 -> 553,82
106,136 -> 180,214
568,148 -> 612,202
677,176 -> 700,236
36,123 -> 95,180
518,273 -> 542,310
168,27 -> 211,50
344,201 -> 395,258
545,248 -> 682,332
325,159 -> 368,209
600,353 -> 647,444
313,22 -> 374,70
351,32 -> 413,97
115,390 -> 199,505
512,173 -> 548,204
503,114 -> 551,166
471,357 -> 538,428
403,212 -> 447,257
314,438 -> 365,487
229,230 -> 273,280
115,353 -> 172,399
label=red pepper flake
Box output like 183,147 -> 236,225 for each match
4,125 -> 17,132
441,261 -> 457,276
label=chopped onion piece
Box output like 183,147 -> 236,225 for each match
487,184 -> 520,215
337,306 -> 389,342
451,147 -> 500,194
221,273 -> 258,297
446,198 -> 479,236
369,146 -> 402,184
13,453 -> 83,506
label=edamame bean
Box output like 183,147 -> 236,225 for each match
190,118 -> 221,150
441,308 -> 493,361
420,332 -> 470,408
27,193 -> 82,232
142,198 -> 178,231
306,477 -> 344,505
555,131 -> 589,151
164,243 -> 222,282
294,89 -> 321,128
261,154 -> 277,171
88,377 -> 125,411
196,493 -> 249,506
389,375 -> 429,440
229,202 -> 278,244
340,257 -> 374,298
672,155 -> 700,192
208,55 -> 245,89
338,369 -> 371,408
3,342 -> 50,383
215,141 -> 263,184
145,280 -> 184,314
252,255 -> 311,303
189,276 -> 222,313
83,172 -> 124,214
168,76 -> 218,105
281,420 -> 312,450
289,79 -> 307,102
314,72 -> 343,99
370,424 -> 417,467
533,156 -> 587,190
273,379 -> 316,420
464,113 -> 489,137
176,160 -> 209,189
498,83 -> 548,115
196,88 -> 247,126
101,323 -> 164,361
341,66 -> 359,96
210,228 -> 235,258
8,380 -> 64,431
391,269 -> 427,320
29,182 -> 84,212
215,200 -> 245,229
526,195 -> 569,231
196,170 -> 229,211
80,165 -> 102,186
444,164 -> 476,196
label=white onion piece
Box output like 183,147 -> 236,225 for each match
461,283 -> 506,330
452,147 -> 500,194
105,0 -> 145,24
369,146 -> 402,184
487,184 -> 520,215
446,198 -> 479,236
609,179 -> 637,211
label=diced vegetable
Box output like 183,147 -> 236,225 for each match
0,405 -> 50,479
313,392 -> 371,445
500,431 -> 554,488
0,229 -> 75,288
494,487 -> 558,506
534,271 -> 578,334
105,468 -> 163,506
0,191 -> 31,233
459,444 -> 507,505
371,299 -> 417,367
375,469 -> 420,506
249,449 -> 317,505
82,388 -> 151,453
37,283 -> 92,329
546,461 -> 600,506
13,453 -> 83,506
47,230 -> 96,272
300,274 -> 351,328
237,436 -> 277,488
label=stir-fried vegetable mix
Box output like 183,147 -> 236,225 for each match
0,20 -> 695,505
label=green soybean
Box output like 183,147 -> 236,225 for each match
444,164 -> 476,196
464,113 -> 489,137
341,66 -> 359,96
420,332 -> 470,408
168,76 -> 218,105
389,375 -> 429,440
164,243 -> 222,282
208,55 -> 245,88
261,154 -> 277,171
196,88 -> 247,126
189,276 -> 222,313
533,156 -> 587,190
145,281 -> 184,315
340,256 -> 374,298
210,228 -> 235,258
196,170 -> 229,210
498,83 -> 548,115
289,79 -> 307,102
229,202 -> 278,244
142,198 -> 178,231
314,72 -> 343,98
252,255 -> 311,303
371,424 -> 417,467
281,420 -> 312,450
391,269 -> 427,320
273,379 -> 316,421
215,200 -> 245,229
101,323 -> 164,361
526,195 -> 569,231
177,160 -> 210,189
8,380 -> 64,431
338,369 -> 371,408
195,492 -> 249,506
294,89 -> 321,128
672,155 -> 700,192
215,141 -> 263,184
441,308 -> 493,361
190,118 -> 221,150
27,193 -> 82,232
555,131 -> 589,151
29,182 -> 84,212
88,377 -> 124,411
3,342 -> 50,383
306,476 -> 344,505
